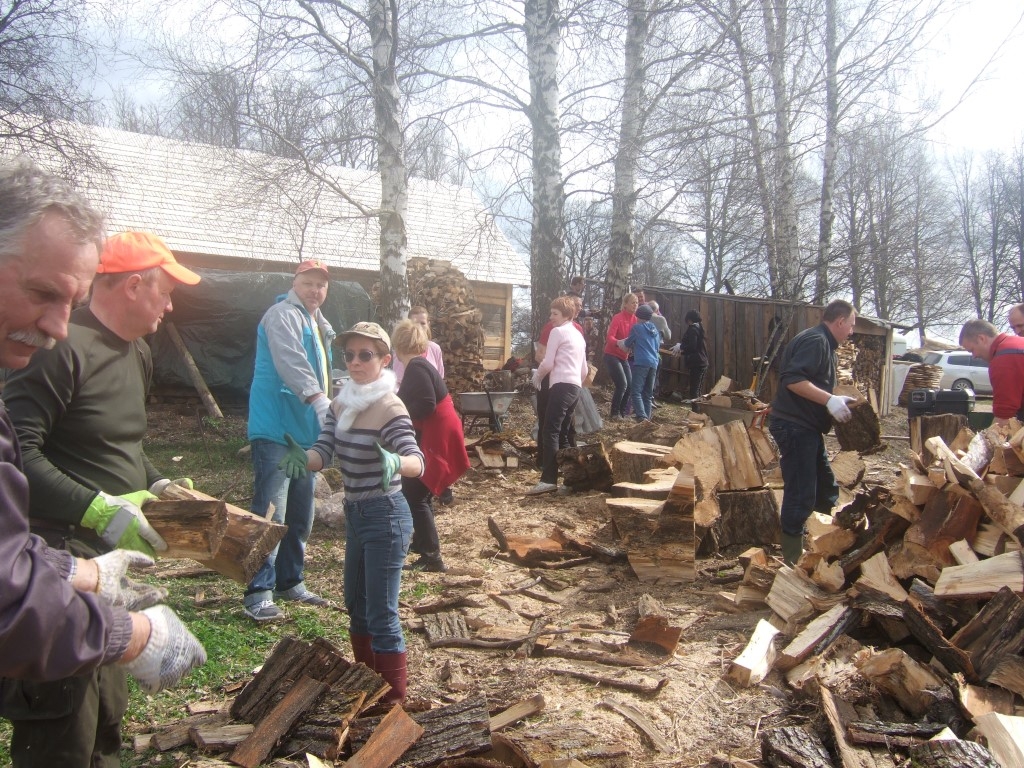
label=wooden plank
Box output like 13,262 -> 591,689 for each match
934,551 -> 1024,599
599,696 -> 673,753
776,605 -> 857,672
229,675 -> 327,768
490,693 -> 545,732
345,705 -> 424,768
949,539 -> 980,565
191,723 -> 254,752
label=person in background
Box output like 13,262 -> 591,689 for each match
392,305 -> 444,385
0,158 -> 205,766
1008,303 -> 1024,336
768,300 -> 858,566
603,293 -> 639,420
959,319 -> 1024,426
528,297 -> 588,496
647,300 -> 671,404
393,320 -> 470,572
393,306 -> 453,505
244,259 -> 335,622
618,303 -> 661,422
673,310 -> 709,400
280,322 -> 424,704
534,300 -> 584,464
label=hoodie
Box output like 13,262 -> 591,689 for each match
622,320 -> 662,368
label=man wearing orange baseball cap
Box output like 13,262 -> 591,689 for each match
2,230 -> 204,765
244,258 -> 335,621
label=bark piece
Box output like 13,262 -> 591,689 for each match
949,586 -> 1024,679
548,666 -> 669,696
819,685 -> 896,768
907,740 -> 1000,768
229,675 -> 327,768
832,387 -> 881,453
346,705 -> 424,768
152,712 -> 231,751
349,693 -> 492,768
158,483 -> 287,583
727,618 -> 780,687
901,598 -> 976,679
760,726 -> 835,768
422,612 -> 471,644
610,441 -> 674,484
557,443 -> 614,492
905,485 -> 983,566
845,720 -> 945,748
599,695 -> 673,753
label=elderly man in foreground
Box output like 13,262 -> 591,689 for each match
959,319 -> 1024,426
0,157 -> 205,764
3,228 -> 204,766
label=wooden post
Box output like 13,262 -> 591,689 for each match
165,321 -> 223,418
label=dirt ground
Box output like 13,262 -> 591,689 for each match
147,387 -> 916,767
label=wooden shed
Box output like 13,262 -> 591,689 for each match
644,288 -> 895,415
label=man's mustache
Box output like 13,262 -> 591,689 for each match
8,329 -> 56,350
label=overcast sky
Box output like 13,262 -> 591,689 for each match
926,1 -> 1024,153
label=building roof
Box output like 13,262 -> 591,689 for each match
6,121 -> 530,286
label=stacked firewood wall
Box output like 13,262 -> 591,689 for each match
406,257 -> 486,394
837,333 -> 885,397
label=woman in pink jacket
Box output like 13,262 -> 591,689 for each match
603,293 -> 639,419
527,297 -> 588,495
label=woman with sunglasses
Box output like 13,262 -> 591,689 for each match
392,319 -> 470,573
279,321 -> 423,704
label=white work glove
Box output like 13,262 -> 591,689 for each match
826,395 -> 857,423
312,396 -> 330,427
670,343 -> 682,357
92,550 -> 167,610
531,371 -> 542,390
616,339 -> 627,350
147,477 -> 194,496
122,606 -> 207,694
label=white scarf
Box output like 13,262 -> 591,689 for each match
331,369 -> 397,432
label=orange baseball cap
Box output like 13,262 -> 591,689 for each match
295,259 -> 330,277
97,232 -> 201,285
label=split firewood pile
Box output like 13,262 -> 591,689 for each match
406,257 -> 486,394
723,414 -> 1024,768
898,364 -> 944,407
692,375 -> 770,412
465,432 -> 534,470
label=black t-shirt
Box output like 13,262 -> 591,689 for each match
769,323 -> 838,433
396,356 -> 447,422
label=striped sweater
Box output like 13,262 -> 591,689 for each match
311,393 -> 424,501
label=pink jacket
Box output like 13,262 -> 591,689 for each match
537,323 -> 588,387
393,341 -> 445,386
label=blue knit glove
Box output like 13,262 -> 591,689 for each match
376,442 -> 401,490
277,434 -> 310,479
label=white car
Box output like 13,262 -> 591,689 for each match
922,351 -> 992,394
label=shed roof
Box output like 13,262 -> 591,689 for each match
6,122 -> 530,286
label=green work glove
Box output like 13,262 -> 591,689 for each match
147,477 -> 194,496
277,434 -> 310,480
376,442 -> 401,491
82,491 -> 167,558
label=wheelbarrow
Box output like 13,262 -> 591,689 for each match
459,390 -> 516,434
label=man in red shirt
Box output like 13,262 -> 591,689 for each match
959,319 -> 1024,426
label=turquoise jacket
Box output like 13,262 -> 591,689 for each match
248,290 -> 335,448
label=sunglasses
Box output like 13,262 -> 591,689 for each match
344,349 -> 380,363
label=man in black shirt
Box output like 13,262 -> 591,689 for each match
768,300 -> 857,565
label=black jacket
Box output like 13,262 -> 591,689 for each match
680,322 -> 708,369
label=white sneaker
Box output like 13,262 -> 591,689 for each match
244,600 -> 286,623
525,482 -> 558,496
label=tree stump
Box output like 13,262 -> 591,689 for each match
558,443 -> 614,492
610,441 -> 674,484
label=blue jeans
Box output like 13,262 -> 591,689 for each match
604,354 -> 632,417
768,417 -> 839,536
344,493 -> 413,653
630,365 -> 656,420
245,438 -> 316,605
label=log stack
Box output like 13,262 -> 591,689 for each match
898,363 -> 944,406
407,257 -> 486,394
718,419 -> 1024,767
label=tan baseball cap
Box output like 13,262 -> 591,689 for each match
340,321 -> 391,350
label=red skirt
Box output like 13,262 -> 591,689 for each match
413,395 -> 471,496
